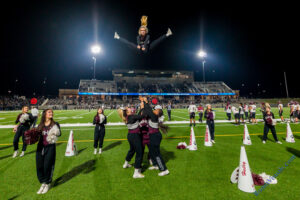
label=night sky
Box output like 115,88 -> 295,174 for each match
1,1 -> 298,98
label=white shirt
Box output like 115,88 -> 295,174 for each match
278,104 -> 283,110
188,105 -> 197,113
31,108 -> 39,117
226,106 -> 231,113
250,105 -> 256,113
239,106 -> 244,114
232,106 -> 239,114
244,105 -> 249,112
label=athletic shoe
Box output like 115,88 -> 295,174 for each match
94,149 -> 97,155
158,169 -> 170,176
12,151 -> 18,158
114,32 -> 120,39
133,172 -> 145,178
19,151 -> 25,157
262,140 -> 266,144
166,28 -> 172,37
211,140 -> 215,144
123,161 -> 132,169
149,159 -> 153,166
98,148 -> 102,154
41,184 -> 50,194
37,184 -> 46,194
148,166 -> 159,170
276,141 -> 282,144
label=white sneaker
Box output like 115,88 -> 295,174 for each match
262,140 -> 266,144
94,149 -> 97,155
133,172 -> 145,179
277,141 -> 282,144
158,169 -> 170,176
211,140 -> 215,144
41,184 -> 50,194
37,184 -> 45,194
166,28 -> 172,37
98,148 -> 102,154
12,151 -> 18,158
148,166 -> 159,170
123,161 -> 132,169
149,159 -> 153,166
19,151 -> 25,157
114,32 -> 120,39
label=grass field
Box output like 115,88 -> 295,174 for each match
0,108 -> 300,200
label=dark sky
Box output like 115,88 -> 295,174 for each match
1,1 -> 298,98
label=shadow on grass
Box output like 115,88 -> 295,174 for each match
161,147 -> 176,163
0,145 -> 13,151
103,141 -> 122,151
53,159 -> 96,187
257,135 -> 276,143
294,134 -> 300,140
77,147 -> 87,155
8,195 -> 20,200
286,147 -> 300,158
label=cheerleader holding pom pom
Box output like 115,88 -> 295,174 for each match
93,108 -> 107,154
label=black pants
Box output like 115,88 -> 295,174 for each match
94,126 -> 105,148
167,110 -> 171,120
263,124 -> 278,142
36,144 -> 56,184
227,113 -> 231,120
150,35 -> 167,50
199,112 -> 203,122
32,116 -> 38,128
149,132 -> 167,171
142,144 -> 156,166
125,133 -> 143,169
206,120 -> 215,140
245,112 -> 248,119
13,126 -> 29,151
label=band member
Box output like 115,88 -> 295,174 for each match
31,106 -> 39,127
244,103 -> 249,121
225,103 -> 232,120
188,102 -> 197,127
114,16 -> 172,53
278,101 -> 284,122
198,104 -> 204,123
167,102 -> 172,121
118,105 -> 145,178
204,104 -> 215,143
239,103 -> 245,123
232,106 -> 240,125
93,108 -> 107,154
36,109 -> 61,194
262,106 -> 282,144
12,105 -> 34,158
143,98 -> 170,176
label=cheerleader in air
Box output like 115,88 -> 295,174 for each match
262,105 -> 282,144
36,109 -> 61,194
278,101 -> 284,122
204,104 -> 215,143
114,15 -> 172,53
12,105 -> 34,158
142,98 -> 170,176
93,108 -> 107,154
118,104 -> 146,178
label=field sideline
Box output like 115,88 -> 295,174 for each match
0,108 -> 300,200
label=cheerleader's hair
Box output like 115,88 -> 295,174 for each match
138,15 -> 149,34
117,108 -> 127,123
156,109 -> 169,134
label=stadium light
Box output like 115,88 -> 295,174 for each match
198,50 -> 207,82
91,45 -> 101,54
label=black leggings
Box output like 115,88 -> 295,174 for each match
263,124 -> 278,142
199,112 -> 203,122
142,144 -> 156,165
226,113 -> 231,120
125,133 -> 143,169
94,126 -> 105,148
36,144 -> 56,184
206,120 -> 215,140
13,126 -> 29,151
149,132 -> 167,171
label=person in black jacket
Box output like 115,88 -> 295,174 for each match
262,106 -> 282,144
114,15 -> 172,54
118,104 -> 146,178
204,104 -> 215,143
93,108 -> 107,154
36,109 -> 61,194
12,105 -> 34,158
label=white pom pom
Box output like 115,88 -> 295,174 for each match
159,116 -> 165,123
99,114 -> 105,124
46,125 -> 60,144
19,113 -> 29,123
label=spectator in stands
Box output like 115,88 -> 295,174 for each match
204,104 -> 215,143
93,108 -> 107,155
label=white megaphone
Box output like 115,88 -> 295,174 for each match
204,125 -> 213,147
243,124 -> 252,145
187,127 -> 197,151
286,122 -> 295,143
65,130 -> 77,157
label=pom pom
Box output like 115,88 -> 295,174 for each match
99,114 -> 105,124
24,128 -> 41,145
152,98 -> 158,105
19,113 -> 29,123
47,125 -> 60,144
176,142 -> 187,149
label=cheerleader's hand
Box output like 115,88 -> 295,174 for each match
13,125 -> 18,133
137,45 -> 141,49
143,97 -> 148,103
142,47 -> 145,51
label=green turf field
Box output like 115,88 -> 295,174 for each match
0,108 -> 299,200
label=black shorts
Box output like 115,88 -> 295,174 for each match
250,112 -> 256,119
190,112 -> 195,119
234,113 -> 239,119
240,114 -> 244,119
279,110 -> 283,117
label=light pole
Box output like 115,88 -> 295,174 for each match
198,50 -> 207,82
91,45 -> 101,80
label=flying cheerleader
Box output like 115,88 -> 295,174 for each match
114,15 -> 172,53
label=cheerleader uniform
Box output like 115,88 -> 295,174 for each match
244,105 -> 249,120
93,114 -> 107,150
278,104 -> 283,117
225,105 -> 232,120
13,113 -> 34,152
198,106 -> 204,122
36,122 -> 61,186
262,112 -> 279,142
204,110 -> 215,141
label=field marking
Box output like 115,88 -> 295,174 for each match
0,131 -> 299,146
